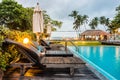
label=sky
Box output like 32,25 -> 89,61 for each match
1,0 -> 120,37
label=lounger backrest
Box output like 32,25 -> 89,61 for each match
31,41 -> 45,52
3,39 -> 42,66
40,39 -> 51,49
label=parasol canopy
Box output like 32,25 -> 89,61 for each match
33,3 -> 44,43
33,3 -> 44,33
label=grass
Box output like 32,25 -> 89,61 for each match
71,41 -> 101,46
50,40 -> 101,46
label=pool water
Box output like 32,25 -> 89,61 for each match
69,46 -> 120,80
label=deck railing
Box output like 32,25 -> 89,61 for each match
48,39 -> 79,52
65,40 -> 79,52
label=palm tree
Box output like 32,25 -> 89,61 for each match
99,16 -> 107,31
105,18 -> 110,26
105,18 -> 111,32
69,10 -> 79,20
116,5 -> 120,11
69,11 -> 89,38
89,17 -> 99,29
82,15 -> 89,30
69,11 -> 82,38
73,15 -> 83,38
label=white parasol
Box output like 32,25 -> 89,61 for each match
33,3 -> 44,43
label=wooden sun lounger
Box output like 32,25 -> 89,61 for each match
41,56 -> 85,76
3,39 -> 45,76
3,39 -> 85,76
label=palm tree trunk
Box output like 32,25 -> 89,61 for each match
104,25 -> 107,31
78,26 -> 81,38
76,30 -> 79,39
84,24 -> 86,31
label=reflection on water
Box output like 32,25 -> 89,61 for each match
86,47 -> 90,58
100,46 -> 103,60
115,47 -> 120,61
93,47 -> 97,54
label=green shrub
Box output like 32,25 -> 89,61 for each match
0,52 -> 6,71
0,51 -> 9,71
0,26 -> 34,71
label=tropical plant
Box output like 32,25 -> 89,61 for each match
105,18 -> 110,27
69,10 -> 89,38
116,5 -> 120,11
73,15 -> 83,32
19,8 -> 33,31
99,16 -> 110,31
69,10 -> 79,19
82,15 -> 89,30
0,26 -> 10,79
0,26 -> 34,71
0,0 -> 62,33
107,5 -> 120,34
89,17 -> 99,29
43,11 -> 62,32
70,13 -> 83,38
0,37 -> 8,71
99,16 -> 107,30
0,51 -> 7,80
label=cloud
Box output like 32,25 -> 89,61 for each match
16,0 -> 120,32
1,0 -> 120,37
16,0 -> 119,19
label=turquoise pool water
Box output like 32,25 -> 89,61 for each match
69,46 -> 120,80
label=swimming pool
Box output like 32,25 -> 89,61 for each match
68,46 -> 120,80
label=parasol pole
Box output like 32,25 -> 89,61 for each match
36,32 -> 41,45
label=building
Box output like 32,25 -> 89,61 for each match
80,30 -> 110,41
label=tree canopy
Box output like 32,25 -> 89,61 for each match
0,0 -> 62,32
0,0 -> 33,31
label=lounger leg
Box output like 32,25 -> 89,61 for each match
19,65 -> 25,80
20,65 -> 25,76
70,67 -> 74,76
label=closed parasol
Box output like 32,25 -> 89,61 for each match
33,3 -> 44,43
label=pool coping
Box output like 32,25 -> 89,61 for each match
86,63 -> 108,80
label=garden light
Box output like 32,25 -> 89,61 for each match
23,38 -> 29,44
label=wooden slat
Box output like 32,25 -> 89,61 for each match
62,57 -> 73,64
41,57 -> 85,64
67,57 -> 78,64
42,57 -> 64,64
11,63 -> 33,67
47,51 -> 67,54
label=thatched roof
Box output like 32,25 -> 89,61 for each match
80,30 -> 110,36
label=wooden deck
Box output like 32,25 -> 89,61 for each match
101,40 -> 120,45
3,44 -> 100,80
3,66 -> 100,80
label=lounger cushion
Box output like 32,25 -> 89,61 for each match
38,46 -> 44,52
